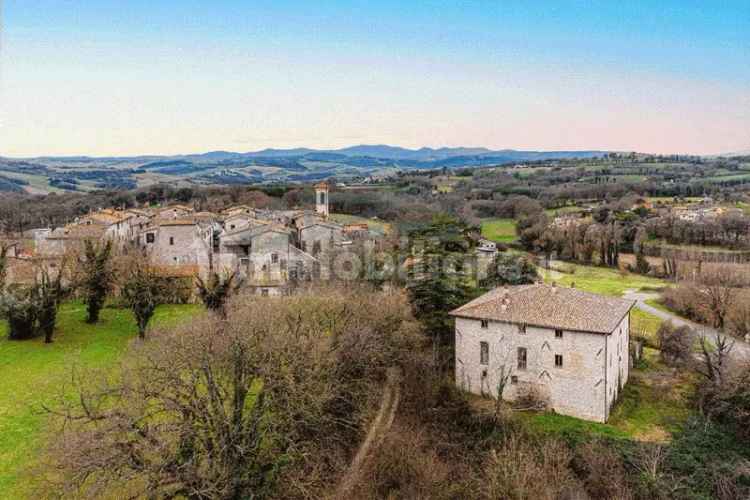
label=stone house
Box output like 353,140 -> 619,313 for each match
298,221 -> 346,257
223,213 -> 263,232
451,284 -> 634,422
217,224 -> 318,295
140,219 -> 214,275
34,223 -> 107,256
222,205 -> 256,218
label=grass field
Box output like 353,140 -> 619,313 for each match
0,302 -> 200,497
631,308 -> 664,347
538,262 -> 668,297
524,348 -> 695,443
608,348 -> 696,441
481,218 -> 517,243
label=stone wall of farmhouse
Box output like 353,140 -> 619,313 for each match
605,314 -> 630,419
454,316 -> 629,423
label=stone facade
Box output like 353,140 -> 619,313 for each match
455,314 -> 629,422
298,222 -> 345,257
140,221 -> 214,275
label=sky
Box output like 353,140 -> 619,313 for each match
0,0 -> 748,157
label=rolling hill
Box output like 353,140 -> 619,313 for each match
0,145 -> 608,194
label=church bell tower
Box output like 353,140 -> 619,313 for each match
314,182 -> 329,217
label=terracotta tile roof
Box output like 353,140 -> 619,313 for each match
450,284 -> 634,335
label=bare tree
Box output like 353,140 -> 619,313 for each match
697,268 -> 739,330
44,284 -> 422,499
195,270 -> 237,317
657,321 -> 693,366
696,333 -> 734,389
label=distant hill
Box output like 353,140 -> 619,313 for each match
723,149 -> 750,157
0,145 -> 608,194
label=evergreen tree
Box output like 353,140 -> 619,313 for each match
481,253 -> 539,289
121,260 -> 163,340
82,240 -> 113,324
36,265 -> 66,343
0,243 -> 10,293
0,287 -> 38,340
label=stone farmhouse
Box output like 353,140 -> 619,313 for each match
451,284 -> 634,422
29,182 -> 376,296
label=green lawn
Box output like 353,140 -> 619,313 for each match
0,302 -> 200,497
644,298 -> 672,314
631,308 -> 664,347
608,348 -> 696,441
538,262 -> 668,297
481,218 -> 517,243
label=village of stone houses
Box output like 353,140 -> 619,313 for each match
2,1 -> 749,496
3,153 -> 750,499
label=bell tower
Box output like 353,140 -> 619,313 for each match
314,182 -> 329,217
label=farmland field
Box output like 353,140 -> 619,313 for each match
481,218 -> 517,243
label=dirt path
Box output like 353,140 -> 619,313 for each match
334,367 -> 401,499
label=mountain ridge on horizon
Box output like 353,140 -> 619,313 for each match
6,144 -> 611,162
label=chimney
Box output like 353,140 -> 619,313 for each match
500,290 -> 511,311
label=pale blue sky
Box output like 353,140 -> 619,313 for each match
1,1 -> 748,156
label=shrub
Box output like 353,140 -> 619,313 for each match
364,424 -> 453,499
573,439 -> 633,500
482,432 -> 580,500
0,287 -> 38,340
657,321 -> 694,366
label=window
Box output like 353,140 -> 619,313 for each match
301,241 -> 307,252
511,376 -> 518,384
312,240 -> 321,255
271,253 -> 278,264
230,224 -> 235,230
318,192 -> 326,205
517,347 -> 527,370
261,289 -> 269,297
146,233 -> 155,244
169,236 -> 174,246
518,324 -> 526,334
480,319 -> 489,329
555,354 -> 563,368
555,329 -> 563,338
480,341 -> 489,365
